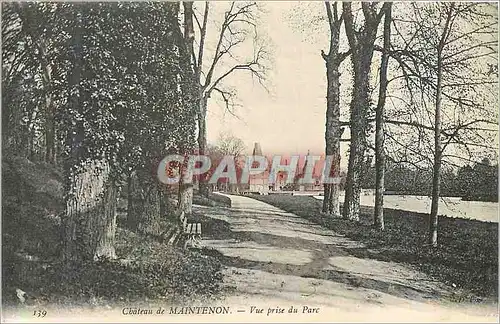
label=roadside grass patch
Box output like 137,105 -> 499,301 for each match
193,192 -> 231,208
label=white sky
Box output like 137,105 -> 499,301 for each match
205,2 -> 338,157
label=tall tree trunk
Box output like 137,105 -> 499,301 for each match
198,96 -> 209,197
127,171 -> 163,236
127,172 -> 135,229
62,9 -> 85,263
159,185 -> 173,220
342,3 -> 384,222
39,40 -> 56,165
323,61 -> 342,215
178,183 -> 194,215
178,1 -> 201,210
62,9 -> 120,263
429,3 -> 454,247
322,185 -> 331,213
321,2 -> 344,216
178,159 -> 194,216
343,65 -> 370,221
95,180 -> 118,259
429,55 -> 443,247
374,3 -> 392,230
184,1 -> 209,197
98,182 -> 117,260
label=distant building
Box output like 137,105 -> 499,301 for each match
244,144 -> 323,194
248,142 -> 270,194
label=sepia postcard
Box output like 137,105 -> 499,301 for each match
1,1 -> 498,323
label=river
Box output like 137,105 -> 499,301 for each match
310,193 -> 498,223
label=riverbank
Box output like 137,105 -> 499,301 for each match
313,193 -> 498,223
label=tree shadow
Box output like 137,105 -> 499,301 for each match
197,204 -> 453,303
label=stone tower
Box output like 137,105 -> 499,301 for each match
252,142 -> 263,156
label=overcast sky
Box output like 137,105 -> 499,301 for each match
205,2 -> 339,158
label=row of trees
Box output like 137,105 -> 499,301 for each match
360,159 -> 498,202
2,1 -> 275,265
318,2 -> 497,246
2,2 -> 200,263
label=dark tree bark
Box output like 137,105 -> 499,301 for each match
198,96 -> 209,196
127,171 -> 163,236
176,1 -> 198,213
342,2 -> 388,221
321,2 -> 347,216
184,1 -> 210,197
374,3 -> 392,230
62,8 -> 85,263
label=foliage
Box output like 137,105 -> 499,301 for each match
359,159 -> 498,202
2,155 -> 64,259
2,155 -> 223,306
2,2 -> 197,179
2,2 -> 199,261
193,192 -> 232,208
455,158 -> 498,202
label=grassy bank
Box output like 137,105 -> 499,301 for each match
250,194 -> 498,300
3,228 -> 224,307
193,192 -> 231,208
2,156 -> 225,307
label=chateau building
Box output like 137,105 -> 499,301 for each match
245,143 -> 322,194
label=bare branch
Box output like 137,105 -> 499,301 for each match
207,44 -> 267,96
196,2 -> 210,75
202,2 -> 260,90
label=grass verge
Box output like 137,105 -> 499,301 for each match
2,227 -> 224,307
193,192 -> 231,208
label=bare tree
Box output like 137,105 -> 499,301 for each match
216,131 -> 246,158
382,2 -> 498,246
373,3 -> 392,230
185,1 -> 269,196
207,131 -> 246,192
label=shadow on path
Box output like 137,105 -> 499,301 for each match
195,196 -> 453,305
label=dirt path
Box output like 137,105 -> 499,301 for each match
198,194 -> 498,323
